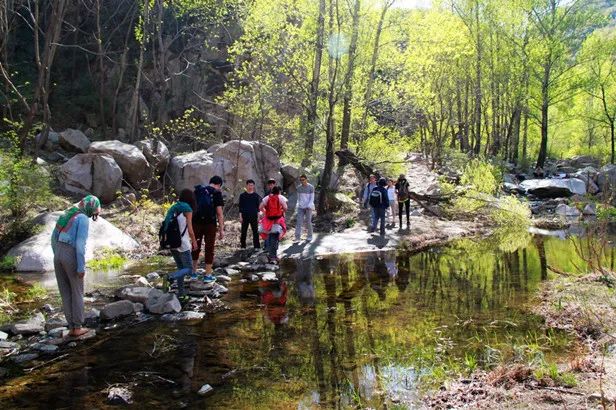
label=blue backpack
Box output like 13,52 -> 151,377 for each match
194,185 -> 215,222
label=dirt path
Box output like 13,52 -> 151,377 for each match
281,153 -> 481,258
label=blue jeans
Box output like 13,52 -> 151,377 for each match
371,207 -> 386,235
265,233 -> 280,258
170,250 -> 193,296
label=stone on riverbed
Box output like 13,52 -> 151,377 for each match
0,331 -> 8,340
161,311 -> 205,322
12,353 -> 39,364
0,341 -> 19,349
107,386 -> 133,405
216,275 -> 231,283
520,178 -> 586,198
260,272 -> 278,282
190,281 -> 215,291
45,316 -> 68,332
198,384 -> 214,396
146,272 -> 160,281
101,300 -> 136,320
116,286 -> 159,304
134,276 -> 150,287
32,343 -> 59,353
48,327 -> 68,338
145,292 -> 181,314
555,204 -> 581,217
9,313 -> 45,335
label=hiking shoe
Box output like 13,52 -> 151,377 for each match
203,274 -> 217,283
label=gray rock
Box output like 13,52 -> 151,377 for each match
41,304 -> 55,313
263,264 -> 280,271
45,317 -> 68,332
555,204 -> 581,217
101,300 -> 136,320
224,268 -> 241,276
7,211 -> 138,272
161,311 -> 205,322
108,386 -> 133,405
146,272 -> 160,281
115,286 -> 158,304
597,164 -> 616,192
216,275 -> 232,283
133,303 -> 144,313
145,292 -> 181,314
520,178 -> 586,198
569,155 -> 600,169
92,154 -> 123,203
198,384 -> 214,396
213,284 -> 228,294
0,330 -> 7,340
190,281 -> 215,291
583,203 -> 597,216
12,353 -> 39,364
260,272 -> 278,282
48,327 -> 68,338
84,308 -> 100,320
89,140 -> 151,187
59,128 -> 91,153
135,139 -> 170,174
0,341 -> 19,349
134,276 -> 150,287
32,343 -> 58,353
10,313 -> 45,335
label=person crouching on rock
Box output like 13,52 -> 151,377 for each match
163,189 -> 198,301
259,186 -> 288,263
51,195 -> 101,338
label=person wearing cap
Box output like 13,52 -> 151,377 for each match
264,178 -> 277,197
369,178 -> 389,236
395,174 -> 411,229
192,175 -> 225,279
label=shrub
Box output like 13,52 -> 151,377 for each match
460,158 -> 501,195
88,249 -> 127,271
0,256 -> 18,272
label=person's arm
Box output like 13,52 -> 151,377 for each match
309,187 -> 315,210
216,206 -> 224,240
74,215 -> 89,277
259,196 -> 267,212
51,228 -> 59,255
185,212 -> 197,250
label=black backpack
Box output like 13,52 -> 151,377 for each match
194,184 -> 215,223
159,212 -> 187,250
369,188 -> 384,207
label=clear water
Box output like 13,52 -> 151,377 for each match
1,233 -> 614,409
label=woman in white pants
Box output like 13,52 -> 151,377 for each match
387,178 -> 397,227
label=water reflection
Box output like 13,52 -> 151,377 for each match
2,234 -> 615,409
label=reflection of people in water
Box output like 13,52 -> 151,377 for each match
385,253 -> 397,280
258,279 -> 288,325
296,258 -> 315,306
396,253 -> 410,292
367,253 -> 390,301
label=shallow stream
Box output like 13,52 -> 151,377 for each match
1,232 -> 614,409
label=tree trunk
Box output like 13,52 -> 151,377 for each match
536,62 -> 550,169
339,0 -> 360,150
128,0 -> 149,141
96,0 -> 106,136
473,0 -> 482,155
304,0 -> 326,164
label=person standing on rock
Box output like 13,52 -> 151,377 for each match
295,174 -> 315,242
259,186 -> 288,263
239,179 -> 262,249
396,174 -> 411,229
164,189 -> 198,300
51,195 -> 101,338
387,178 -> 397,227
369,178 -> 389,236
362,174 -> 378,228
192,176 -> 225,282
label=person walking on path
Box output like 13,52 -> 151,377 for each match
259,186 -> 288,263
369,178 -> 389,236
163,189 -> 198,300
396,174 -> 411,229
387,178 -> 397,227
264,178 -> 276,197
51,195 -> 101,338
361,174 -> 378,228
239,179 -> 262,249
192,176 -> 225,282
295,174 -> 315,242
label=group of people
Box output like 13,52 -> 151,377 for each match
361,174 -> 412,236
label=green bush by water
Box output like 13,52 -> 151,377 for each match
87,249 -> 127,271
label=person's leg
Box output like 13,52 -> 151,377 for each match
240,216 -> 249,248
398,202 -> 403,227
66,257 -> 85,330
391,200 -> 397,224
295,208 -> 305,241
405,200 -> 410,226
54,246 -> 74,329
370,207 -> 377,232
57,243 -> 84,332
192,223 -> 205,271
170,250 -> 192,296
305,209 -> 313,240
249,215 -> 260,248
203,223 -> 217,274
379,208 -> 386,235
268,233 -> 279,258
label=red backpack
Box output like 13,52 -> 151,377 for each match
265,194 -> 283,220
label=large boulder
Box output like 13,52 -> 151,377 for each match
168,150 -> 216,192
597,164 -> 616,193
135,139 -> 170,174
88,140 -> 150,186
115,286 -> 157,304
101,300 -> 137,320
169,140 -> 283,201
7,212 -> 139,272
59,129 -> 91,153
569,155 -> 600,169
59,153 -> 122,204
145,292 -> 181,314
520,178 -> 586,198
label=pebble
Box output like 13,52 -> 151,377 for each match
198,384 -> 214,396
84,308 -> 100,320
264,264 -> 280,271
12,353 -> 39,364
0,331 -> 8,340
213,284 -> 228,294
0,341 -> 19,349
146,272 -> 160,281
41,304 -> 55,313
260,272 -> 278,282
32,343 -> 59,353
108,386 -> 133,405
48,327 -> 68,338
135,276 -> 150,287
217,275 -> 232,283
67,342 -> 77,348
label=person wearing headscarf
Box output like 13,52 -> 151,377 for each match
51,195 -> 101,338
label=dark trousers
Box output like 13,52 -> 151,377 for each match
398,200 -> 410,225
240,214 -> 260,248
265,233 -> 280,258
192,223 -> 217,264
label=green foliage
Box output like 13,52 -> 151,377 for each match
22,283 -> 47,302
460,158 -> 501,195
147,109 -> 213,151
356,134 -> 410,177
88,249 -> 127,271
533,363 -> 577,387
0,256 -> 18,272
597,204 -> 616,221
